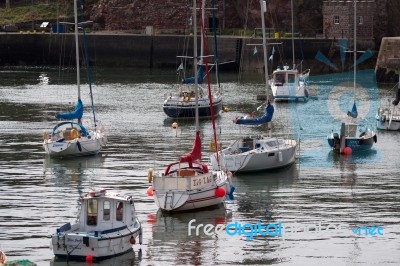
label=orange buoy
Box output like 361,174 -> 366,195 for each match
146,186 -> 153,196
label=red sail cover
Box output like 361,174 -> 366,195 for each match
180,131 -> 202,163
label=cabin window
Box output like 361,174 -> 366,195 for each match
333,16 -> 340,24
87,199 -> 98,226
116,201 -> 123,221
103,201 -> 110,221
288,74 -> 295,83
275,74 -> 285,85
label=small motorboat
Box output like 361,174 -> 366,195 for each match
51,188 -> 142,261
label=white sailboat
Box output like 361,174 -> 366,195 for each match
148,0 -> 233,212
270,0 -> 310,101
43,0 -> 106,158
210,0 -> 297,173
376,80 -> 400,130
51,188 -> 142,261
327,0 -> 377,154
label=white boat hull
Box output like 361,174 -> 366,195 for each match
51,221 -> 142,261
152,171 -> 231,212
376,109 -> 400,130
44,133 -> 106,158
210,137 -> 297,173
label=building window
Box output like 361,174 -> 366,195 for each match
87,199 -> 98,226
333,16 -> 340,24
358,16 -> 363,24
103,201 -> 110,221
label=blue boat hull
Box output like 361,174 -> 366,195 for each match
327,135 -> 377,152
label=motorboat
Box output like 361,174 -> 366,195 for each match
51,188 -> 142,261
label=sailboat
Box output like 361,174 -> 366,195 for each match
376,81 -> 400,130
148,0 -> 233,212
210,0 -> 297,173
270,0 -> 310,101
43,0 -> 106,158
327,0 -> 377,153
162,0 -> 223,119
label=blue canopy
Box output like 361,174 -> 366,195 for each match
236,103 -> 274,125
56,99 -> 83,120
182,65 -> 204,84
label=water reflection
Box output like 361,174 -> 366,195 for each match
148,205 -> 229,265
232,164 -> 298,223
42,155 -> 106,190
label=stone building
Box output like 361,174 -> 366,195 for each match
322,0 -> 375,40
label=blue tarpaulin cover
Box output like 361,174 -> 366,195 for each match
236,103 -> 274,125
56,99 -> 83,120
182,66 -> 204,84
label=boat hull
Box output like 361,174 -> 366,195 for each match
376,112 -> 400,130
152,171 -> 231,212
163,98 -> 223,118
153,187 -> 227,212
44,135 -> 106,158
211,138 -> 297,172
51,222 -> 142,261
327,136 -> 376,152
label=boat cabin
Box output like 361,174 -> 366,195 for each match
78,189 -> 137,233
273,68 -> 299,87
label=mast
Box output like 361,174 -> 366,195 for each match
212,0 -> 221,88
193,0 -> 199,130
260,0 -> 269,100
353,0 -> 357,96
74,0 -> 80,100
291,0 -> 295,69
200,0 -> 205,62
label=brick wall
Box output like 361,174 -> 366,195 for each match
322,0 -> 375,40
90,0 -> 241,33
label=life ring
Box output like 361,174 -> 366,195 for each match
147,168 -> 153,183
129,236 -> 136,245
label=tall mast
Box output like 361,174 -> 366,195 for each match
353,0 -> 357,96
193,0 -> 199,130
291,0 -> 295,69
260,0 -> 269,100
74,0 -> 80,100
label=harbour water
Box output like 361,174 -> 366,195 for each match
0,66 -> 399,265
